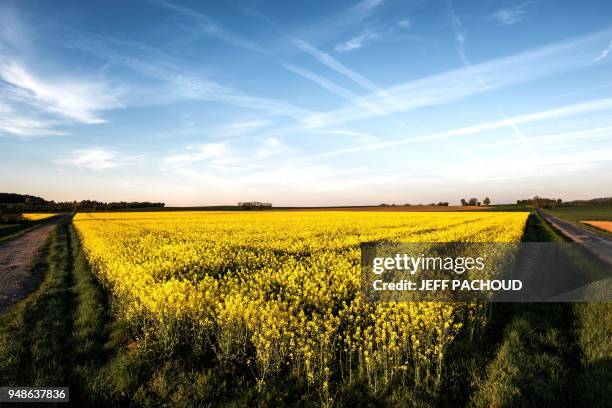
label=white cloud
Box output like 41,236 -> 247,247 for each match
350,0 -> 385,15
163,137 -> 292,182
283,62 -> 357,100
0,9 -> 124,137
0,60 -> 123,124
255,137 -> 288,158
65,34 -> 312,119
498,110 -> 538,159
147,0 -> 267,53
282,62 -> 390,117
216,121 -> 270,138
60,148 -> 140,171
164,143 -> 228,167
469,126 -> 612,151
292,38 -> 380,93
492,3 -> 531,25
290,97 -> 612,161
442,149 -> 612,183
297,28 -> 612,128
397,19 -> 412,29
0,59 -> 124,137
593,39 -> 612,63
448,1 -> 469,67
291,38 -> 400,111
335,30 -> 380,52
318,129 -> 377,143
0,102 -> 65,137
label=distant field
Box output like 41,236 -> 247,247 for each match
547,205 -> 612,221
83,205 -> 491,212
545,205 -> 612,237
277,205 -> 489,212
22,213 -> 60,221
581,221 -> 612,233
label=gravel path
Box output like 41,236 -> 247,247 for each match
0,217 -> 65,314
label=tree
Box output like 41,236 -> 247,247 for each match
533,195 -> 541,208
468,198 -> 478,206
460,198 -> 467,206
483,197 -> 491,206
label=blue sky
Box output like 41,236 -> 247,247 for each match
1,0 -> 611,206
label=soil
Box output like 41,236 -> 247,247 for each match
0,220 -> 61,313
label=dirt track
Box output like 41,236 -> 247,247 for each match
0,218 -> 63,313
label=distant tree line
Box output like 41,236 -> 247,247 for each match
516,196 -> 612,208
379,202 -> 449,207
238,202 -> 272,210
460,197 -> 491,206
516,196 -> 562,208
0,193 -> 47,205
566,197 -> 612,206
0,193 -> 165,213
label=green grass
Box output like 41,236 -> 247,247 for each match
0,220 -> 120,405
0,223 -> 38,242
547,205 -> 612,221
0,220 -> 74,386
0,214 -> 66,243
468,211 -> 612,408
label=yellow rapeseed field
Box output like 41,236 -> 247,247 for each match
22,213 -> 58,221
73,211 -> 528,397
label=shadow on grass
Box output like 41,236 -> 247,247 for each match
441,212 -> 610,408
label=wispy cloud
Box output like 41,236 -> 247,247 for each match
215,121 -> 271,138
0,7 -> 123,137
282,62 -> 390,116
0,58 -> 123,137
146,0 -> 267,53
255,137 -> 288,158
64,33 -> 312,118
449,3 -> 534,160
283,62 -> 357,100
59,148 -> 141,171
164,143 -> 229,167
593,39 -> 612,62
442,148 -> 612,183
291,97 -> 612,160
0,103 -> 65,138
448,1 -> 469,67
498,110 -> 538,159
290,37 -> 401,113
318,129 -> 377,143
335,30 -> 380,52
492,3 -> 531,25
291,38 -> 380,93
298,28 -> 612,128
469,126 -> 612,151
163,137 -> 290,180
397,19 -> 412,29
0,60 -> 123,124
349,0 -> 385,16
